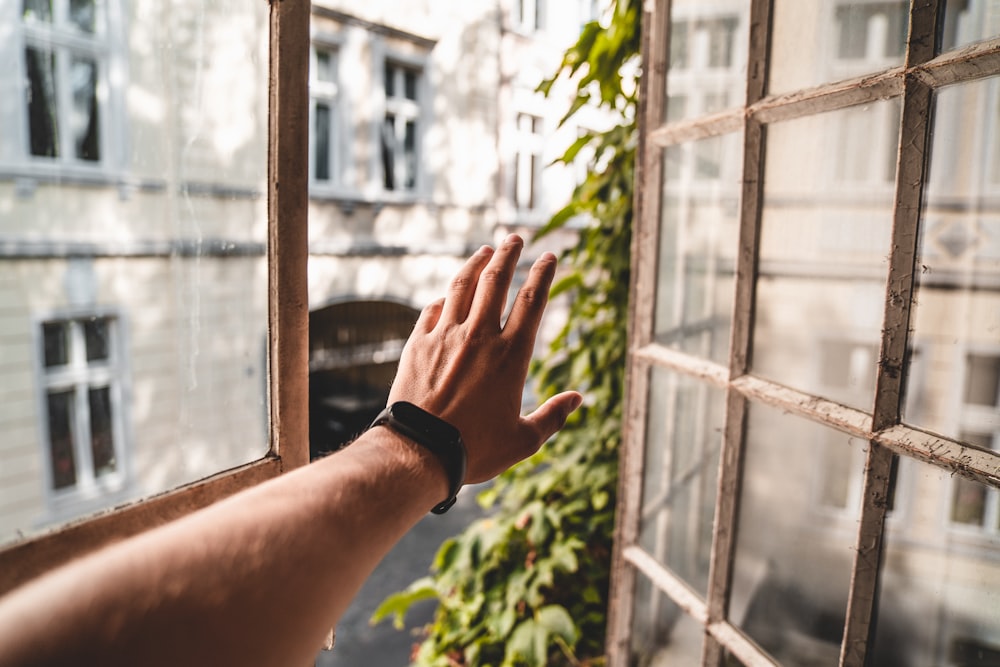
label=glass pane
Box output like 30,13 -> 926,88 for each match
770,0 -> 908,95
730,404 -> 859,665
315,49 -> 334,83
665,0 -> 748,123
631,574 -> 704,665
754,101 -> 900,410
47,390 -> 77,489
906,79 -> 1000,445
69,0 -> 96,33
404,68 -> 417,101
88,386 -> 116,476
25,47 -> 59,158
656,134 -> 739,365
83,317 -> 109,361
70,55 -> 100,161
403,120 -> 417,190
22,0 -> 52,22
43,321 -> 69,367
384,62 -> 395,97
639,366 -> 725,596
3,1 -> 270,545
382,114 -> 396,189
939,0 -> 1000,53
873,458 -> 1000,665
314,103 -> 331,182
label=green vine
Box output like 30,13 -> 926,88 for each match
372,3 -> 640,664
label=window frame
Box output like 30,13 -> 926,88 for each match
0,0 -> 310,597
378,54 -> 426,197
608,2 -> 1000,666
309,36 -> 345,193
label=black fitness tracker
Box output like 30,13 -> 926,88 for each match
368,401 -> 467,514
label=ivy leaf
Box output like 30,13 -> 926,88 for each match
536,605 -> 579,645
370,577 -> 438,629
504,619 -> 548,667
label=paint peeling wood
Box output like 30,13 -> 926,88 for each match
730,375 -> 874,436
267,0 -> 311,471
913,36 -> 1000,88
840,444 -> 895,667
0,457 -> 282,597
872,78 -> 933,430
649,109 -> 744,147
635,344 -> 729,387
623,545 -> 709,625
749,70 -> 903,125
876,425 -> 1000,488
708,620 -> 781,667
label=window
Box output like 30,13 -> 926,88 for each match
38,314 -> 129,508
381,61 -> 421,193
610,1 -> 1000,666
513,112 -> 543,211
20,0 -> 105,163
514,0 -> 546,32
310,44 -> 340,187
0,0 -> 308,600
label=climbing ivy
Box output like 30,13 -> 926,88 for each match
372,2 -> 640,664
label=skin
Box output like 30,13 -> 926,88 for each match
0,234 -> 582,667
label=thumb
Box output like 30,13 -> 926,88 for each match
523,391 -> 583,444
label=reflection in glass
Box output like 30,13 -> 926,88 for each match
906,79 -> 1000,447
874,458 -> 1000,665
3,2 -> 270,545
631,574 -> 704,665
656,134 -> 739,365
47,390 -> 77,489
25,47 -> 59,158
770,0 -> 907,95
665,1 -> 747,123
639,366 -> 725,596
315,49 -> 334,83
730,404 -> 859,665
940,1 -> 1000,53
754,101 -> 899,410
315,103 -> 331,181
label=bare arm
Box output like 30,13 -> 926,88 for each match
0,234 -> 581,667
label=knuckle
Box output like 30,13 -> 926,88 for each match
516,286 -> 544,305
479,267 -> 508,285
450,275 -> 474,292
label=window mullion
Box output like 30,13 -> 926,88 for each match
604,0 -> 670,661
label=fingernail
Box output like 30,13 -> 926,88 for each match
478,245 -> 494,255
504,233 -> 523,246
569,393 -> 583,412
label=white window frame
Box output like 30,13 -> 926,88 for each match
513,0 -> 546,33
34,310 -> 132,521
513,112 -> 544,213
309,38 -> 344,193
4,0 -> 126,179
378,54 -> 425,198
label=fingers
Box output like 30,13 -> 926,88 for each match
441,245 -> 494,324
467,234 -> 523,327
522,391 -> 583,446
414,298 -> 444,333
503,251 -> 557,340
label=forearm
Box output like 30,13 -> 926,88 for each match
0,429 -> 446,667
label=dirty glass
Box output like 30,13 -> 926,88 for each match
753,100 -> 899,410
656,133 -> 740,365
730,403 -> 860,666
665,0 -> 748,123
639,366 -> 725,597
873,457 -> 1000,665
0,0 -> 270,546
770,0 -> 908,95
905,78 -> 1000,449
631,573 -> 704,666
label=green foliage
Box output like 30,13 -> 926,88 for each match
371,2 -> 640,664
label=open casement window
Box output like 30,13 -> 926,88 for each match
609,1 -> 1000,666
0,0 -> 311,600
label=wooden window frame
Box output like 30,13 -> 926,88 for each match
608,2 -> 1000,666
0,0 -> 310,597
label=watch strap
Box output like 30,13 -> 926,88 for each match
368,401 -> 467,514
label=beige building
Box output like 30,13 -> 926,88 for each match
0,0 -> 601,544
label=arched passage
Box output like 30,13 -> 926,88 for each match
308,299 -> 420,458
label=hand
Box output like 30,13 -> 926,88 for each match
388,234 -> 583,484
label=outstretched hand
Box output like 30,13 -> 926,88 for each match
388,234 -> 582,483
